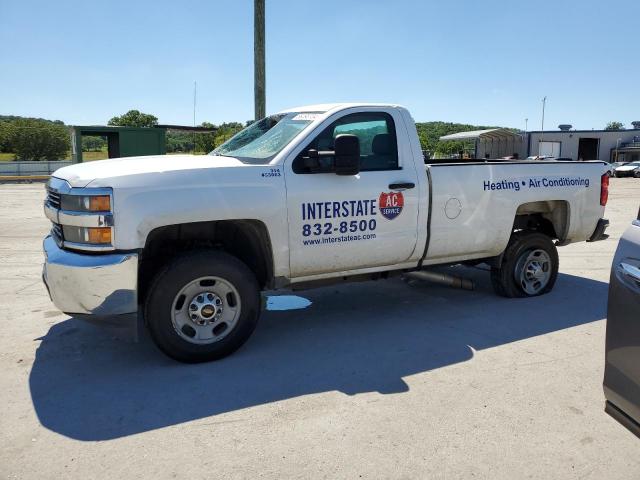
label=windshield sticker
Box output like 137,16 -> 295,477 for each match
292,113 -> 320,122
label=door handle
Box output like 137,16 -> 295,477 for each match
389,182 -> 415,190
620,262 -> 640,282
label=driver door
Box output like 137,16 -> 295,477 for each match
285,110 -> 420,278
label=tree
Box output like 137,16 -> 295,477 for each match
165,121 -> 244,154
215,122 -> 243,145
0,121 -> 13,153
108,110 -> 158,128
82,135 -> 106,152
415,121 -> 501,158
166,132 -> 192,153
195,122 -> 217,153
605,121 -> 624,131
10,119 -> 70,160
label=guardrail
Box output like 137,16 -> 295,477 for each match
0,161 -> 72,176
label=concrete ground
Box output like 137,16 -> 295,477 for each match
1,179 -> 639,479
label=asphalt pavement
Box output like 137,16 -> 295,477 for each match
1,179 -> 639,479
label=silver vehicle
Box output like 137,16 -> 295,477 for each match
605,162 -> 625,177
604,207 -> 640,437
613,161 -> 640,178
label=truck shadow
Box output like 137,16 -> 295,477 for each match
29,269 -> 608,441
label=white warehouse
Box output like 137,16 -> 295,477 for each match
439,122 -> 640,162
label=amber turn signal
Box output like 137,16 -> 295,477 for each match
87,227 -> 112,244
89,195 -> 111,212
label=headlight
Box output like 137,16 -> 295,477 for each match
45,181 -> 115,251
63,226 -> 112,245
60,194 -> 111,212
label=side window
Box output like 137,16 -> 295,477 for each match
293,112 -> 399,173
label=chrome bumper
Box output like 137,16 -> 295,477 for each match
42,235 -> 138,316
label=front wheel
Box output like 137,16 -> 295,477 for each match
145,250 -> 261,363
491,232 -> 559,298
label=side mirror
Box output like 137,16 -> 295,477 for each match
334,134 -> 360,176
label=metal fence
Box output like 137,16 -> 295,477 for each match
0,161 -> 72,176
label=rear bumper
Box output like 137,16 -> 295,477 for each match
587,218 -> 610,242
42,235 -> 139,316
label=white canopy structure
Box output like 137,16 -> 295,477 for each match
439,128 -> 524,159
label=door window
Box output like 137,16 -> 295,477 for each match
293,112 -> 399,173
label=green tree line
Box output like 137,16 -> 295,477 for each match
165,122 -> 245,153
0,116 -> 70,160
1,109 -> 524,161
416,121 -> 503,157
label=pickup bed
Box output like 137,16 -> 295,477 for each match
42,103 -> 609,362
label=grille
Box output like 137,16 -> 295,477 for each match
51,223 -> 64,244
46,188 -> 61,209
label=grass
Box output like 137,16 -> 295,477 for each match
79,150 -> 109,161
0,149 -> 109,162
0,148 -> 208,162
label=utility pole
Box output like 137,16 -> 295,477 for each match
540,96 -> 547,149
254,0 -> 265,121
524,118 -> 529,158
193,81 -> 197,153
540,96 -> 547,137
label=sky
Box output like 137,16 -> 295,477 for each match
0,0 -> 638,130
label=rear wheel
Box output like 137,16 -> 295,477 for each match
145,250 -> 260,363
491,232 -> 558,298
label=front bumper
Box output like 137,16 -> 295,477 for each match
42,235 -> 138,316
615,170 -> 639,178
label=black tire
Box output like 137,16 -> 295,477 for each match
144,250 -> 260,363
490,231 -> 559,298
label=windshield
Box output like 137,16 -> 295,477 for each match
210,112 -> 319,164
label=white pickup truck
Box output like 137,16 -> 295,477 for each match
42,103 -> 610,362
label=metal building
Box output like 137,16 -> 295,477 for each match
527,126 -> 640,162
70,125 -> 166,163
440,124 -> 640,163
439,129 -> 524,159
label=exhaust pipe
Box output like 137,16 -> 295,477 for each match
404,270 -> 474,291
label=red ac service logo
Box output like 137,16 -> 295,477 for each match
379,191 -> 404,220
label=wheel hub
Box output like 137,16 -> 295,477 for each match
526,261 -> 545,280
171,276 -> 242,345
188,291 -> 223,326
515,248 -> 552,295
